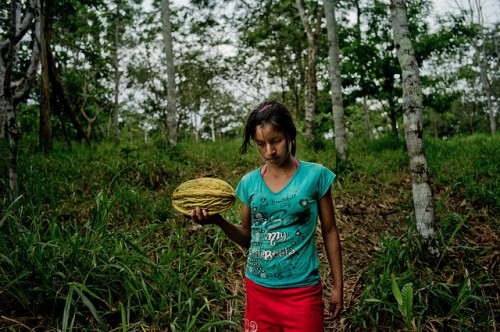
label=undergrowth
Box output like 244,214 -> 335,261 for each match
0,133 -> 498,331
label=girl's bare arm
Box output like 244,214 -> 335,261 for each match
318,188 -> 344,319
191,205 -> 251,249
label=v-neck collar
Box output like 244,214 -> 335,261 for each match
259,160 -> 301,194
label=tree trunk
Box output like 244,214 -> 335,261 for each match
389,106 -> 398,138
324,0 -> 348,165
296,0 -> 323,143
478,32 -> 496,134
390,0 -> 439,256
211,116 -> 216,142
363,97 -> 371,139
481,66 -> 496,134
46,42 -> 91,146
13,1 -> 41,106
3,0 -> 19,199
304,39 -> 317,143
113,0 -> 121,146
39,0 -> 52,153
1,0 -> 41,199
162,0 -> 178,147
472,0 -> 496,134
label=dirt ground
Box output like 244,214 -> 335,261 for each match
319,177 -> 411,331
319,176 -> 499,331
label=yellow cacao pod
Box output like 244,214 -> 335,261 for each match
172,178 -> 236,216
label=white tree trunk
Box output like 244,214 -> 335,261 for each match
1,0 -> 40,199
324,0 -> 348,164
363,97 -> 371,139
162,0 -> 178,147
0,0 -> 38,138
3,0 -> 20,198
474,2 -> 496,134
454,0 -> 496,134
113,0 -> 121,146
390,0 -> 439,256
211,116 -> 216,142
296,0 -> 322,143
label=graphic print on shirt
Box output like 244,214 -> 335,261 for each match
247,194 -> 311,280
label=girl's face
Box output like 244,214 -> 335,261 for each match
254,123 -> 292,166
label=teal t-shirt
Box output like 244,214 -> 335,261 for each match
235,161 -> 335,289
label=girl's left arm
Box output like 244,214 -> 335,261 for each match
318,187 -> 344,320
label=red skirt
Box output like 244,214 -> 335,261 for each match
244,277 -> 324,332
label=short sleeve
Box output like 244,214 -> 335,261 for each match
235,174 -> 251,206
318,166 -> 335,199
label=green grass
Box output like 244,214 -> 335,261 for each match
425,134 -> 499,212
347,212 -> 496,331
1,190 -> 241,330
0,133 -> 498,331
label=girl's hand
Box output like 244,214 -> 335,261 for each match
190,207 -> 222,225
328,287 -> 343,320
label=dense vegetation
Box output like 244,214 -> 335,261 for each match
1,1 -> 498,330
0,133 -> 497,331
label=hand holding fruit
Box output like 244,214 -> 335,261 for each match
190,207 -> 223,225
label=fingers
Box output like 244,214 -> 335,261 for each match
190,207 -> 209,224
327,291 -> 343,320
329,303 -> 341,320
196,207 -> 205,219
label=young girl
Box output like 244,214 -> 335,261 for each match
191,101 -> 343,331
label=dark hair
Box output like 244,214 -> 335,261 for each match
240,100 -> 297,156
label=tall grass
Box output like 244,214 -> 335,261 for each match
1,188 -> 241,330
346,213 -> 496,331
0,133 -> 498,331
345,134 -> 498,331
1,139 -> 244,331
425,134 -> 499,212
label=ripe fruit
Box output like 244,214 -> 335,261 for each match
172,178 -> 236,216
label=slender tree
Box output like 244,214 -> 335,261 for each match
113,0 -> 121,145
460,0 -> 496,134
79,78 -> 101,139
161,0 -> 178,147
233,0 -> 307,119
46,41 -> 91,146
324,0 -> 348,165
390,0 -> 439,256
0,0 -> 41,199
33,0 -> 94,148
3,0 -> 18,198
295,0 -> 324,142
363,97 -> 371,139
39,0 -> 52,152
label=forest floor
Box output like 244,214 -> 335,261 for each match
320,171 -> 498,331
1,136 -> 498,331
186,155 -> 498,331
324,171 -> 413,330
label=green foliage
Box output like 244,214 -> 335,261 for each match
0,133 -> 497,330
0,192 -> 240,330
348,211 -> 495,331
349,229 -> 416,330
332,133 -> 496,331
425,134 -> 499,212
391,274 -> 414,331
1,139 -> 246,330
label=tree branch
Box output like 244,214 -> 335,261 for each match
295,0 -> 313,39
0,0 -> 36,54
13,0 -> 41,105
